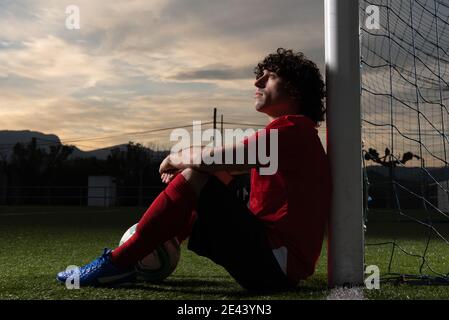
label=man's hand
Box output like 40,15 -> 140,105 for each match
161,171 -> 179,184
159,155 -> 177,174
159,155 -> 181,184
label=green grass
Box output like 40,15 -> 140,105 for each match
1,206 -> 449,300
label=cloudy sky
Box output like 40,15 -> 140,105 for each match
0,0 -> 325,150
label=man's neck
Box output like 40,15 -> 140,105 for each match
268,113 -> 298,122
267,104 -> 300,122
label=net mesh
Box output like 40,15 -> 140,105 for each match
360,0 -> 449,283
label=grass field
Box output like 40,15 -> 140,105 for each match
1,205 -> 449,300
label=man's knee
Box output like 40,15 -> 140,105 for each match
213,171 -> 234,186
181,168 -> 210,197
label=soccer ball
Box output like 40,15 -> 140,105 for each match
119,223 -> 181,282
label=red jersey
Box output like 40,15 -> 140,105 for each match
243,115 -> 331,284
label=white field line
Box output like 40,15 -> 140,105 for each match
0,209 -> 122,217
326,287 -> 367,300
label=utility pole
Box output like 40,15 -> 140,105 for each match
213,107 -> 217,147
220,114 -> 224,146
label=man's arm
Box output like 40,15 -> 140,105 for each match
159,142 -> 256,175
226,168 -> 252,176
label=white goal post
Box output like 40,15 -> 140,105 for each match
325,0 -> 365,287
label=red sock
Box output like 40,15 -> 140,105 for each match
111,174 -> 197,269
176,209 -> 197,244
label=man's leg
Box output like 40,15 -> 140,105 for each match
180,168 -> 210,196
187,175 -> 293,291
57,168 -> 213,286
172,170 -> 235,244
111,168 -> 209,269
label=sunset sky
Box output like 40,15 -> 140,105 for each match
0,0 -> 326,151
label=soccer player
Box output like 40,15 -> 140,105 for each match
56,48 -> 331,291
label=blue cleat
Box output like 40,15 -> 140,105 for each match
56,248 -> 137,287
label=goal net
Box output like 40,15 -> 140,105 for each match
360,0 -> 449,283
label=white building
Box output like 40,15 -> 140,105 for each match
88,176 -> 116,207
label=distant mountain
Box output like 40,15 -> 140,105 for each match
0,130 -> 61,147
70,143 -> 128,160
0,130 -> 61,160
0,130 -> 168,161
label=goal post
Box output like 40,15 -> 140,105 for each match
325,0 -> 365,287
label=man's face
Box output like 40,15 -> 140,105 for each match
253,69 -> 292,115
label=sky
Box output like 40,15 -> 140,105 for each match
0,0 -> 326,151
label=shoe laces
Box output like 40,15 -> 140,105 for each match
83,248 -> 111,273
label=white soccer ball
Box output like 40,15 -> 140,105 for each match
119,223 -> 181,282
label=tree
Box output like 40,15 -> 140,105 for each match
10,138 -> 46,185
364,147 -> 421,167
106,141 -> 162,206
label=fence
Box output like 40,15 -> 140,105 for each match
0,185 -> 164,207
0,175 -> 253,207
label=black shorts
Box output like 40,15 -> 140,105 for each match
187,175 -> 294,291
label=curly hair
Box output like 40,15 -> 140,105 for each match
254,48 -> 326,126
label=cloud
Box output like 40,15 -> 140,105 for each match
0,35 -> 116,93
170,65 -> 255,81
0,0 -> 326,149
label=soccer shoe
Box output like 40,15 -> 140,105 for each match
56,248 -> 137,287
